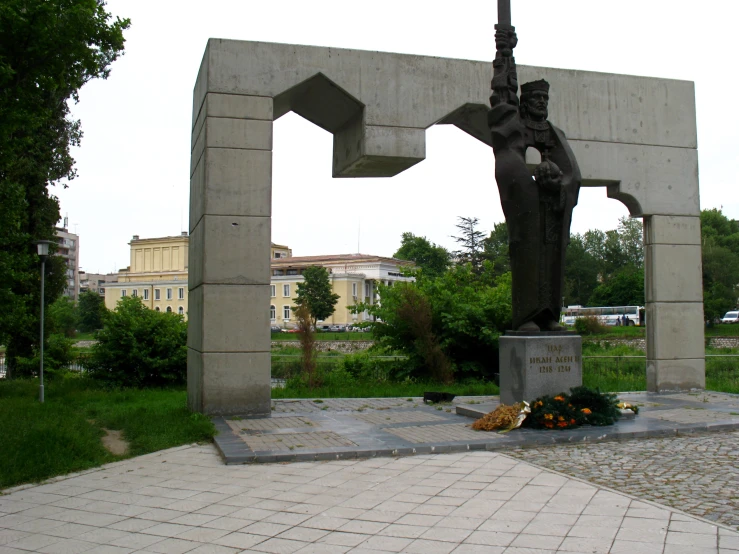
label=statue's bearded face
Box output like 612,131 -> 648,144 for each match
524,91 -> 549,121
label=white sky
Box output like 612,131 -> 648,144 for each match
56,0 -> 739,274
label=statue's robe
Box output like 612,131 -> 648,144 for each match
488,102 -> 581,330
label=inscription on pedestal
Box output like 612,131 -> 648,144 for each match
500,335 -> 582,405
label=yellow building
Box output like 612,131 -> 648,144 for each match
105,235 -> 413,327
104,233 -> 190,318
270,254 -> 414,329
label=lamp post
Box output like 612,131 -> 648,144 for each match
34,240 -> 54,403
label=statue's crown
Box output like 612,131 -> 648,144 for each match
521,79 -> 550,95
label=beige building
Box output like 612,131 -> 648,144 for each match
55,224 -> 79,302
104,233 -> 190,318
270,254 -> 414,329
105,234 -> 412,326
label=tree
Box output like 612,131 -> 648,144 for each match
78,290 -> 106,332
563,234 -> 599,306
294,302 -> 318,389
393,232 -> 449,277
295,266 -> 340,326
452,216 -> 486,273
366,265 -> 512,381
588,268 -> 645,307
48,296 -> 77,338
482,221 -> 511,278
87,297 -> 187,387
0,1 -> 130,375
701,209 -> 739,320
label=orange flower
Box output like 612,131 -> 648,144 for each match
558,416 -> 565,422
557,421 -> 568,428
544,421 -> 554,428
544,413 -> 554,420
534,401 -> 543,408
570,419 -> 576,424
554,395 -> 565,402
581,408 -> 592,415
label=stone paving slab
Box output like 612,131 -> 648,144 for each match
213,393 -> 739,466
1,444 -> 738,553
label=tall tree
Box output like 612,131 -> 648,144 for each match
564,233 -> 600,306
452,216 -> 486,273
0,1 -> 130,374
482,221 -> 511,278
701,209 -> 739,320
393,232 -> 449,277
78,290 -> 106,332
295,266 -> 340,326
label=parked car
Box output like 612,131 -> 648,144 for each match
329,325 -> 344,332
270,325 -> 283,333
721,311 -> 739,324
317,325 -> 331,332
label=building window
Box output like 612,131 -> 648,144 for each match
270,305 -> 276,320
352,283 -> 358,297
178,306 -> 184,315
270,285 -> 276,297
154,288 -> 160,300
143,289 -> 149,300
121,289 -> 126,297
365,282 -> 371,298
178,287 -> 184,300
166,288 -> 172,300
132,289 -> 137,297
155,307 -> 160,312
286,269 -> 298,275
274,252 -> 281,258
283,284 -> 290,297
166,306 -> 172,313
283,305 -> 290,320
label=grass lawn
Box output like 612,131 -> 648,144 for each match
0,378 -> 215,490
73,331 -> 98,341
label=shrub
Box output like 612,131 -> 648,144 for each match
574,315 -> 606,335
87,297 -> 187,387
13,333 -> 76,379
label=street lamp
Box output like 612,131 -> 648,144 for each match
34,240 -> 54,403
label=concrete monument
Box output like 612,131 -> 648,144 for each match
189,37 -> 704,415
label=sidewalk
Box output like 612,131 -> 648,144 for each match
1,441 -> 737,553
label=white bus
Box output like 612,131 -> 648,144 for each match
561,305 -> 644,327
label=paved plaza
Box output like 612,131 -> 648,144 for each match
214,392 -> 739,464
1,392 -> 739,553
1,440 -> 738,553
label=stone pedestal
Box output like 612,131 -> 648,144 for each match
499,332 -> 582,405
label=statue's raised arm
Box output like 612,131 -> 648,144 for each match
490,24 -> 519,108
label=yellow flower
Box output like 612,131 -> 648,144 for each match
544,413 -> 554,420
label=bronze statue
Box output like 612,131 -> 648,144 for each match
489,20 -> 581,332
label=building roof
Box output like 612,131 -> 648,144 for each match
271,253 -> 413,266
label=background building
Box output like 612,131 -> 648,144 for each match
79,272 -> 118,296
270,254 -> 414,328
104,235 -> 412,326
55,221 -> 79,302
104,233 -> 190,318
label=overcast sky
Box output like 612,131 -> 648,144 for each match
56,0 -> 739,274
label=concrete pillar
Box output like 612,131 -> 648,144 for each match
643,215 -> 705,391
188,93 -> 273,415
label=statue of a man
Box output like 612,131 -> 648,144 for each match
489,25 -> 581,332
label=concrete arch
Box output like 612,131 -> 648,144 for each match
188,40 -> 703,415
